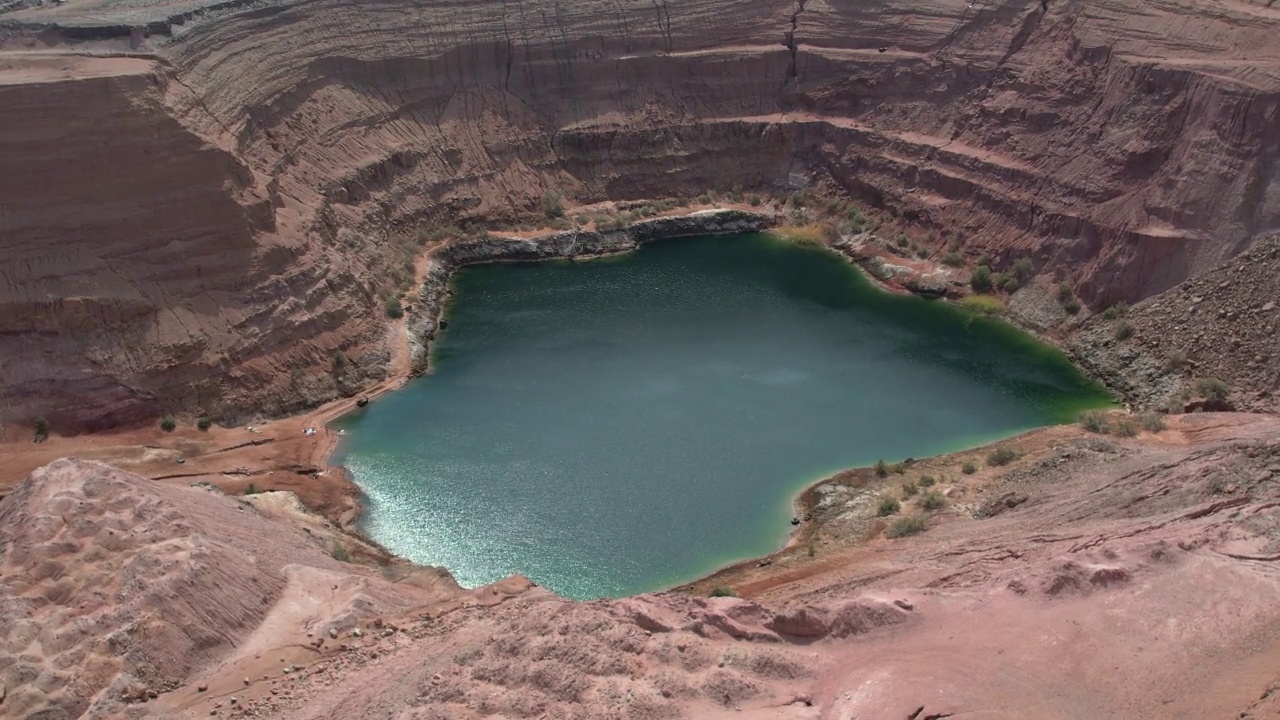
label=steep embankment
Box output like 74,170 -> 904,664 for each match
2,0 -> 1279,427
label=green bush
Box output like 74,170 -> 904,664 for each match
748,194 -> 762,206
244,482 -> 262,495
919,475 -> 936,487
34,416 -> 49,440
940,251 -> 964,267
1196,377 -> 1231,403
1062,297 -> 1081,315
886,515 -> 929,538
902,481 -> 919,498
919,490 -> 946,511
1113,320 -> 1134,341
999,273 -> 1021,293
1138,412 -> 1167,432
915,248 -> 929,259
961,461 -> 977,475
160,416 -> 177,432
710,585 -> 737,597
986,447 -> 1018,467
1056,281 -> 1074,303
877,495 -> 901,516
889,462 -> 907,475
874,459 -> 889,478
1079,410 -> 1111,434
384,297 -> 405,319
197,416 -> 213,431
969,265 -> 994,292
1012,257 -> 1034,281
541,190 -> 564,217
1162,351 -> 1187,373
895,235 -> 909,248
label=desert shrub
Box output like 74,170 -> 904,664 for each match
919,490 -> 946,511
160,416 -> 177,432
962,294 -> 1004,315
1100,302 -> 1129,320
696,193 -> 712,205
961,461 -> 977,475
919,475 -> 937,487
986,447 -> 1018,467
969,265 -> 994,292
710,585 -> 737,598
999,273 -> 1021,293
1113,320 -> 1134,341
384,297 -> 405,319
886,515 -> 929,538
541,190 -> 564,217
916,248 -> 929,259
1195,377 -> 1231,403
901,481 -> 919,498
1162,351 -> 1187,373
550,218 -> 573,230
846,206 -> 865,228
895,235 -> 909,248
1079,410 -> 1111,434
877,495 -> 901,516
874,459 -> 889,478
1062,297 -> 1081,315
197,416 -> 213,431
889,462 -> 907,475
331,543 -> 352,563
34,416 -> 49,440
1012,257 -> 1034,281
748,194 -> 762,206
940,251 -> 964,267
1138,412 -> 1167,432
1056,281 -> 1074,303
1113,419 -> 1140,437
244,483 -> 262,495
331,350 -> 348,374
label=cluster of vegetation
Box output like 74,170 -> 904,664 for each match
986,446 -> 1019,467
1099,302 -> 1129,321
1196,377 -> 1231,404
901,481 -> 919,498
919,490 -> 946,511
878,495 -> 902,516
384,296 -> 405,319
886,514 -> 929,538
197,416 -> 213,431
961,461 -> 977,475
33,416 -> 49,442
1113,320 -> 1134,341
331,542 -> 352,563
541,190 -> 565,218
919,475 -> 937,487
1056,281 -> 1081,315
776,223 -> 839,247
710,584 -> 737,597
961,294 -> 1005,316
1162,350 -> 1187,374
244,483 -> 263,496
159,416 -> 177,432
1080,410 -> 1165,436
940,251 -> 964,267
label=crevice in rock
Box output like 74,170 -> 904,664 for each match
784,0 -> 806,83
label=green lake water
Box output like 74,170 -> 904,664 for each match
334,233 -> 1111,599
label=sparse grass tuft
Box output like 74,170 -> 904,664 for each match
331,543 -> 352,562
919,490 -> 946,511
1100,302 -> 1129,320
244,483 -> 262,495
1138,412 -> 1167,432
901,481 -> 919,498
941,251 -> 964,267
1195,377 -> 1231,403
541,190 -> 564,217
1079,410 -> 1111,434
875,459 -> 889,478
1113,320 -> 1134,341
710,585 -> 737,598
961,294 -> 1004,316
886,514 -> 929,538
878,495 -> 902,516
1113,418 -> 1140,437
961,461 -> 978,475
1162,351 -> 1187,374
986,447 -> 1018,467
919,475 -> 936,487
34,416 -> 49,441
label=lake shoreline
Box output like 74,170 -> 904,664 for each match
327,217 -> 1114,598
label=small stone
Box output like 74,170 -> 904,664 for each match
328,628 -> 338,639
351,628 -> 362,638
243,678 -> 250,686
229,697 -> 237,706
210,712 -> 218,717
198,685 -> 208,693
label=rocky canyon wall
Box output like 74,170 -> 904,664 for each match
1,0 -> 1278,426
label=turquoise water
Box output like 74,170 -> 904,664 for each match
335,234 -> 1111,599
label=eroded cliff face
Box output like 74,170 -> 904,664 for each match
1,0 -> 1278,425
